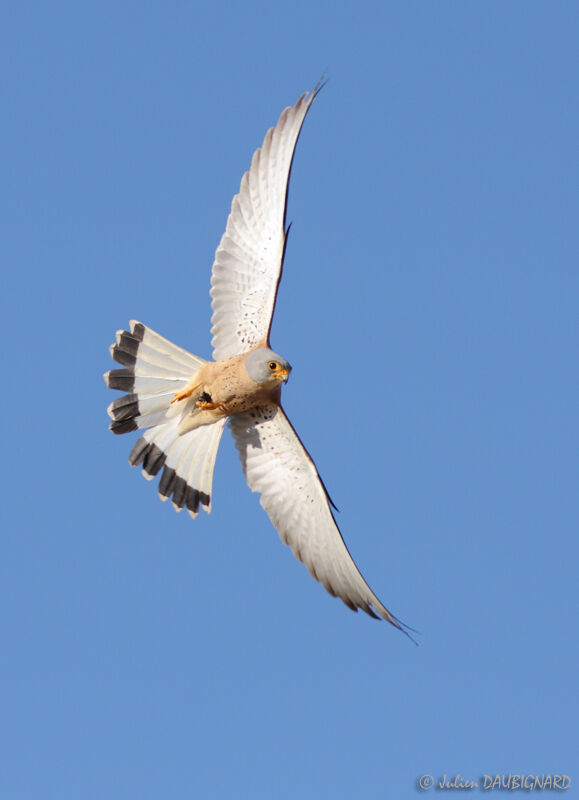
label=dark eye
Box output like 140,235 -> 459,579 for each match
268,361 -> 278,371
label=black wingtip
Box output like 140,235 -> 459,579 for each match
392,616 -> 420,646
312,73 -> 329,100
364,601 -> 420,645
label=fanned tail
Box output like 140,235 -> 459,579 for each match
104,321 -> 226,517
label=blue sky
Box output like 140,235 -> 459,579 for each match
2,2 -> 577,798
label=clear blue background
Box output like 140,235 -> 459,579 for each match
2,2 -> 577,797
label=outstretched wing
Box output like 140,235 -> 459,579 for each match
210,85 -> 320,362
229,406 -> 416,640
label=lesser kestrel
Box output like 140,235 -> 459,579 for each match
104,84 -> 414,640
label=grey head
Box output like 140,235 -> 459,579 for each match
246,347 -> 292,387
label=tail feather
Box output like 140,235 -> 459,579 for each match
107,392 -> 177,434
107,372 -> 188,394
109,340 -> 192,379
129,418 -> 226,517
108,392 -> 174,422
104,321 -> 225,517
111,330 -> 196,373
127,320 -> 201,369
196,423 -> 226,495
129,437 -> 166,478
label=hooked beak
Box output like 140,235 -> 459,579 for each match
273,367 -> 290,383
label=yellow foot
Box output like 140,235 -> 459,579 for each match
195,399 -> 227,413
171,382 -> 201,404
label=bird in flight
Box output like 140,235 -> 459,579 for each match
104,83 -> 415,641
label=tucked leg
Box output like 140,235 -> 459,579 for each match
171,381 -> 201,404
196,399 -> 229,413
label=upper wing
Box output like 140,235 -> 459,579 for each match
229,406 -> 416,640
210,85 -> 320,361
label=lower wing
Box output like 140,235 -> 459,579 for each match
229,405 -> 416,641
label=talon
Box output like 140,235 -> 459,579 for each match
195,398 -> 229,414
194,391 -> 217,410
196,399 -> 218,411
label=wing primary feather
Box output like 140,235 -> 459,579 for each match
210,82 -> 322,360
230,405 -> 418,644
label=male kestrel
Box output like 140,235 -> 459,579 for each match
105,84 -> 414,640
